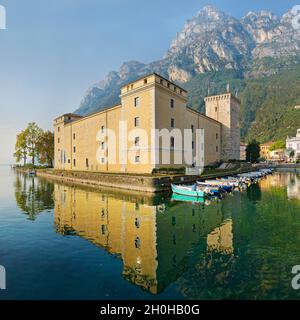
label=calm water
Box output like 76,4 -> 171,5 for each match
1,166 -> 300,300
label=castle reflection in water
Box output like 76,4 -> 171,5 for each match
53,183 -> 235,294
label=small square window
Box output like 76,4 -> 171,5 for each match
58,127 -> 60,132
134,97 -> 140,107
215,107 -> 218,112
73,159 -> 76,167
160,79 -> 163,85
216,146 -> 219,152
101,126 -> 105,133
170,99 -> 174,108
101,158 -> 105,163
191,125 -> 194,133
134,137 -> 140,147
135,156 -> 140,163
144,78 -> 147,84
171,118 -> 175,128
58,138 -> 60,144
167,82 -> 170,88
73,133 -> 76,140
192,141 -> 195,149
86,158 -> 89,167
101,142 -> 105,150
134,117 -> 140,127
73,146 -> 76,153
216,133 -> 218,140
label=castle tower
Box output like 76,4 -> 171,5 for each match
204,93 -> 240,161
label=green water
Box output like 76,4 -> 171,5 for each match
1,166 -> 300,300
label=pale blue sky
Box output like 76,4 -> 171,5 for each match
0,0 -> 297,163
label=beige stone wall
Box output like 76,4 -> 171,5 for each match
205,93 -> 240,161
54,74 -> 230,174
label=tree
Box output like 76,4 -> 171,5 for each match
270,140 -> 285,151
25,122 -> 43,166
37,131 -> 54,167
246,140 -> 261,163
14,131 -> 28,165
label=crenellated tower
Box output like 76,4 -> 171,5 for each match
205,93 -> 240,161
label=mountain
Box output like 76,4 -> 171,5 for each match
74,5 -> 300,142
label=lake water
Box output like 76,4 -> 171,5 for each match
1,166 -> 300,300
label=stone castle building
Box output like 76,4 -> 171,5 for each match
54,73 -> 241,174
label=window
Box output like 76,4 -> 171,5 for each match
101,125 -> 105,133
68,159 -> 70,164
216,146 -> 219,152
73,146 -> 76,153
167,82 -> 170,88
160,79 -> 163,85
170,137 -> 175,148
73,133 -> 76,140
101,158 -> 105,163
134,137 -> 140,147
191,125 -> 194,133
73,159 -> 76,167
192,141 -> 195,150
216,133 -> 219,140
135,156 -> 140,163
170,99 -> 174,108
134,97 -> 140,107
144,78 -> 147,84
174,86 -> 177,92
86,158 -> 89,167
58,127 -> 60,132
101,142 -> 105,150
171,118 -> 175,128
134,117 -> 140,127
215,107 -> 218,112
58,138 -> 60,144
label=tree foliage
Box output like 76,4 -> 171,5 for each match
246,140 -> 261,163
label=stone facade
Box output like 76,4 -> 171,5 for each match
286,129 -> 300,161
205,93 -> 241,161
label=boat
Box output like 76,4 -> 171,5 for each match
197,181 -> 233,193
171,184 -> 211,198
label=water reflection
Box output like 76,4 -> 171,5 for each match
14,173 -> 54,220
12,172 -> 300,299
53,183 -> 233,294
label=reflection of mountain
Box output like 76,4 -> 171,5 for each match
14,173 -> 54,220
54,184 -> 232,294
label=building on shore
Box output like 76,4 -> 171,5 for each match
260,141 -> 274,161
240,143 -> 247,161
286,129 -> 300,161
54,73 -> 241,174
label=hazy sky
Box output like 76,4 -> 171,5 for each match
0,0 -> 298,164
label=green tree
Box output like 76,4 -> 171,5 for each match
37,131 -> 54,167
246,140 -> 261,163
14,131 -> 28,165
270,140 -> 286,151
25,122 -> 43,166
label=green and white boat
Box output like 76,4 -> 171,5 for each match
171,184 -> 208,198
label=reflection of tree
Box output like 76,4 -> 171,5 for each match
14,173 -> 54,220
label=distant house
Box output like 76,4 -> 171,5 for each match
286,129 -> 300,161
240,143 -> 247,161
269,149 -> 285,162
260,142 -> 274,161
